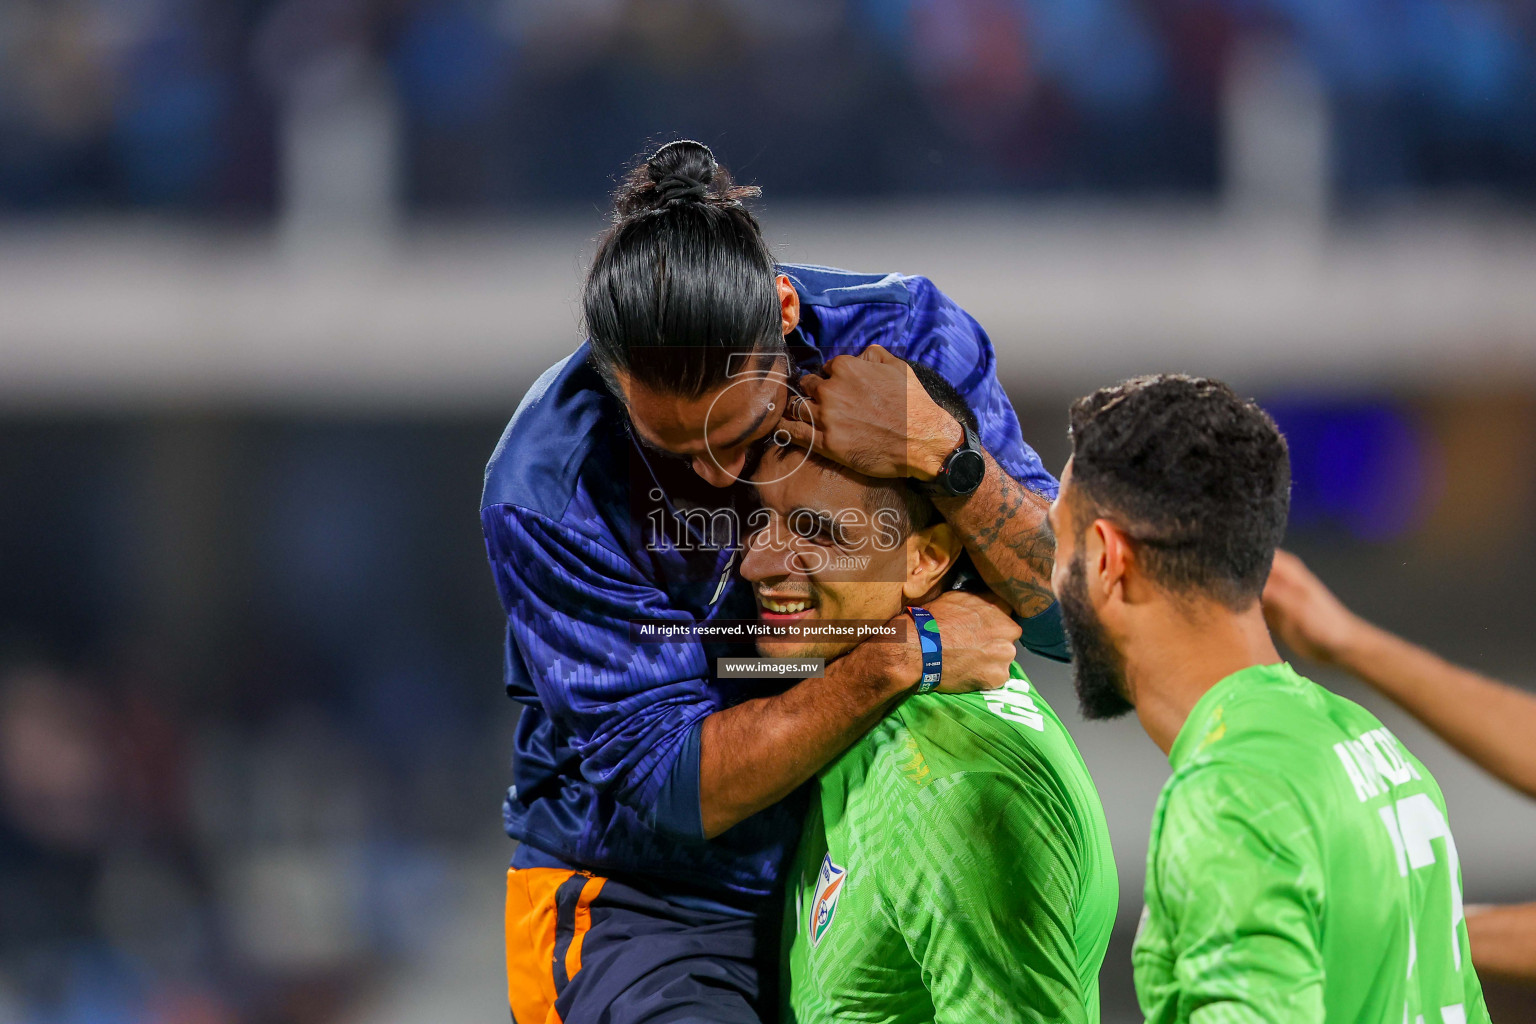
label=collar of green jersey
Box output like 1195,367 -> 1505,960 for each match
1167,661 -> 1299,770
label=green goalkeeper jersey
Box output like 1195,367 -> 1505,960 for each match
783,663 -> 1118,1024
1134,662 -> 1491,1024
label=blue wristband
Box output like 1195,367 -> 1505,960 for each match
906,605 -> 942,693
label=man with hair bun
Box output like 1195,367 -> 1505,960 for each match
1050,374 -> 1491,1024
484,140 -> 1063,1022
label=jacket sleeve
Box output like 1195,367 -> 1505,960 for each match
895,276 -> 1059,499
483,499 -> 712,839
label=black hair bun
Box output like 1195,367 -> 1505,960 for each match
613,139 -> 760,219
648,140 -> 715,190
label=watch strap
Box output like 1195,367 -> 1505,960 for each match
933,421 -> 984,497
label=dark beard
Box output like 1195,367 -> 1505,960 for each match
1059,553 -> 1135,720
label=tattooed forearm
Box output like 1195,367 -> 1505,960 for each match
933,450 -> 1057,617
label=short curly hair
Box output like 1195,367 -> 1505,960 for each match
1067,374 -> 1290,610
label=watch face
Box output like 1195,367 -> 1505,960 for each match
946,448 -> 986,495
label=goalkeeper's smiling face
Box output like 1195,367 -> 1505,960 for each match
742,444 -> 962,662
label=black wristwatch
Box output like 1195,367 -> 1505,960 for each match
930,421 -> 986,497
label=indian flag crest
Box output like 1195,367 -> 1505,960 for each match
809,853 -> 847,948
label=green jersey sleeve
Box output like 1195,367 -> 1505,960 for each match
1137,765 -> 1326,1024
879,769 -> 1089,1024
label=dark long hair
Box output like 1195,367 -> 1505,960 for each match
583,140 -> 783,400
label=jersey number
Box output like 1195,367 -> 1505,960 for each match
1377,793 -> 1467,1024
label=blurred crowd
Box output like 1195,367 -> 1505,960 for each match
1,0 -> 1534,215
0,423 -> 508,1024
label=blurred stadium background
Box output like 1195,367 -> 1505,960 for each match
2,1 -> 1535,1022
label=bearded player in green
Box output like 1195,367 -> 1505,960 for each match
742,366 -> 1118,1024
1051,374 -> 1490,1024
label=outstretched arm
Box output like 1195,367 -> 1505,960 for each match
1465,903 -> 1536,984
699,590 -> 1020,838
1263,550 -> 1536,800
489,504 -> 1020,846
